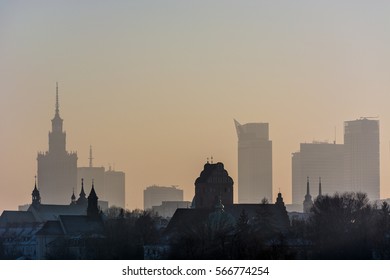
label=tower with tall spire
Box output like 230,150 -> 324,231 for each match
37,83 -> 78,204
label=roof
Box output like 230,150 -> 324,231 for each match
166,203 -> 290,235
195,162 -> 233,185
28,204 -> 86,222
0,211 -> 37,227
59,215 -> 104,236
36,221 -> 64,236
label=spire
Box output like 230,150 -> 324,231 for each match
306,176 -> 310,195
71,188 -> 76,204
89,145 -> 93,168
50,82 -> 64,137
77,178 -> 88,205
87,179 -> 99,219
79,178 -> 86,198
55,82 -> 59,116
318,177 -> 322,197
32,176 -> 41,206
303,176 -> 313,213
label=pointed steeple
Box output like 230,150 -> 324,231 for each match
303,177 -> 313,213
55,82 -> 59,116
71,188 -> 76,204
318,177 -> 322,198
77,178 -> 87,205
87,179 -> 100,219
306,177 -> 310,196
32,176 -> 41,206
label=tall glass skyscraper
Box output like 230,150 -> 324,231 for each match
344,118 -> 380,201
235,120 -> 272,203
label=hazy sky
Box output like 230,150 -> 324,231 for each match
1,1 -> 390,212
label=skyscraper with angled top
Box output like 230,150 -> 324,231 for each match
37,83 -> 78,204
234,119 -> 272,203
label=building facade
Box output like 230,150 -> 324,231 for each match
104,168 -> 125,209
235,120 -> 272,203
78,147 -> 126,209
37,84 -> 77,204
193,162 -> 234,209
344,118 -> 380,201
144,185 -> 183,210
292,142 -> 344,204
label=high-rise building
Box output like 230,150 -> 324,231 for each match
234,120 -> 272,203
344,118 -> 380,201
77,146 -> 105,201
37,84 -> 77,204
291,142 -> 344,204
104,167 -> 125,209
78,147 -> 126,209
144,185 -> 183,210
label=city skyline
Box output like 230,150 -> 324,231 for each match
2,1 -> 390,212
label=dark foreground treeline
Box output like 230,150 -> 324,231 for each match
87,192 -> 390,260
1,192 -> 389,259
168,193 -> 390,260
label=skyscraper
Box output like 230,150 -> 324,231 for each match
104,167 -> 126,209
78,147 -> 126,209
291,142 -> 344,204
344,118 -> 380,201
37,83 -> 78,204
235,120 -> 272,203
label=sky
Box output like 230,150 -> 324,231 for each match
1,1 -> 390,212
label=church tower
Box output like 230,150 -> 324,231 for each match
194,161 -> 234,209
37,83 -> 78,204
87,180 -> 100,219
31,177 -> 41,207
303,177 -> 313,213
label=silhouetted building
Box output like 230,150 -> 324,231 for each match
37,83 -> 77,204
78,148 -> 125,209
292,142 -> 344,204
235,120 -> 272,203
303,177 -> 313,213
104,168 -> 125,209
344,118 -> 380,201
0,179 -> 104,259
28,179 -> 91,222
166,162 -> 290,255
152,201 -> 191,218
144,185 -> 183,210
193,161 -> 234,209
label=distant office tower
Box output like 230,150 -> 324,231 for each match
292,142 -> 344,204
193,161 -> 234,209
77,168 -> 105,202
77,145 -> 106,202
78,147 -> 126,209
344,118 -> 380,201
144,185 -> 183,210
234,120 -> 272,203
37,84 -> 77,204
104,167 -> 125,209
